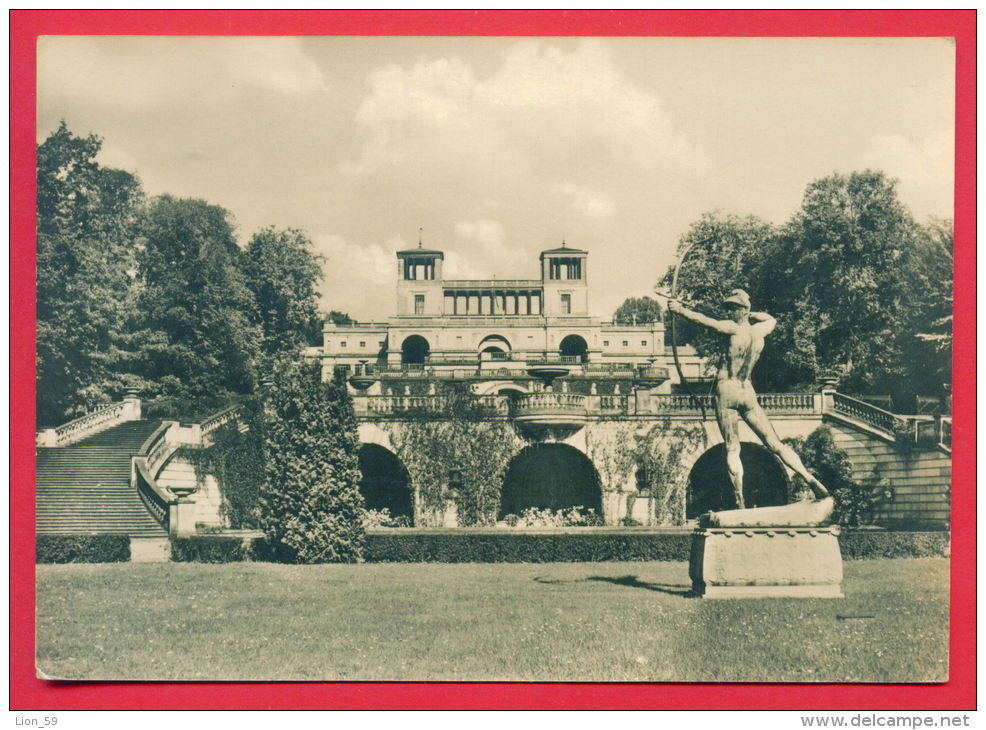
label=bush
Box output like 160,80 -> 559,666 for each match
259,359 -> 366,563
170,535 -> 263,563
37,535 -> 130,563
362,508 -> 412,529
508,506 -> 604,528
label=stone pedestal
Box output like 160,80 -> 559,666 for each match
689,526 -> 844,598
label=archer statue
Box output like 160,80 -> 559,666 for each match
667,289 -> 832,520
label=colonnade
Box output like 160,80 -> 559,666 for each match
444,289 -> 543,316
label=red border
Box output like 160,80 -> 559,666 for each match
10,10 -> 976,711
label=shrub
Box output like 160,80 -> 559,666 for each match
170,535 -> 261,563
785,426 -> 883,528
511,506 -> 603,528
37,535 -> 130,563
259,359 -> 366,563
362,508 -> 412,529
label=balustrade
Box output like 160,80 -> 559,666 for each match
829,392 -> 898,435
37,399 -> 136,447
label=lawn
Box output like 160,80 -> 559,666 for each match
36,558 -> 948,682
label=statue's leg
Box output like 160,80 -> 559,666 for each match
716,400 -> 745,509
743,403 -> 831,499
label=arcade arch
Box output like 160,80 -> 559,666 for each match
686,443 -> 789,519
500,443 -> 602,518
357,444 -> 414,523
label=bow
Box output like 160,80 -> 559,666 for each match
668,238 -> 709,420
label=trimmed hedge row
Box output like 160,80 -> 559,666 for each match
364,531 -> 693,563
363,529 -> 950,563
36,534 -> 131,563
35,530 -> 951,564
839,530 -> 950,560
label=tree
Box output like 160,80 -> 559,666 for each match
760,171 -> 917,394
243,227 -> 324,364
129,195 -> 261,410
326,310 -> 354,325
902,218 -> 953,399
661,174 -> 927,397
613,296 -> 663,325
258,358 -> 365,562
36,122 -> 145,425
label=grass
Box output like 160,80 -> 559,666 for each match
36,558 -> 948,683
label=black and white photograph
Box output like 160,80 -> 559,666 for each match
33,33 -> 954,684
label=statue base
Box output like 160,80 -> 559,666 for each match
689,525 -> 844,599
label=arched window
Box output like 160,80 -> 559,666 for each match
401,335 -> 430,365
559,334 -> 588,363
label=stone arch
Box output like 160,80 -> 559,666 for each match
476,333 -> 513,354
471,380 -> 531,397
401,334 -> 430,365
686,442 -> 789,519
500,443 -> 602,518
357,444 -> 414,523
559,334 -> 589,362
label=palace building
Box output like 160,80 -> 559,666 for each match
320,242 -> 706,393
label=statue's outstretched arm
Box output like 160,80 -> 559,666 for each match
672,303 -> 737,335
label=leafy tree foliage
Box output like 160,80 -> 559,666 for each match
762,171 -> 916,394
390,384 -> 518,527
613,296 -> 663,325
129,195 -> 261,409
36,122 -> 144,425
663,173 -> 949,401
902,218 -> 953,399
259,359 -> 365,562
326,310 -> 354,325
243,227 -> 324,363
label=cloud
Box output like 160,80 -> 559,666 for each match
549,181 -> 615,222
316,234 -> 402,288
37,37 -> 326,113
340,39 -> 703,178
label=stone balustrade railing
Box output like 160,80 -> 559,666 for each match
200,405 -> 242,437
36,397 -> 140,448
826,391 -> 900,437
513,392 -> 587,417
354,392 -> 828,419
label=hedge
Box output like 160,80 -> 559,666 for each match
37,534 -> 131,563
170,535 -> 264,563
839,530 -> 950,560
362,529 -> 950,563
34,529 -> 950,564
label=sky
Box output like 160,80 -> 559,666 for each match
37,36 -> 955,321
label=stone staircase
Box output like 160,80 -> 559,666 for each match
36,420 -> 167,537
